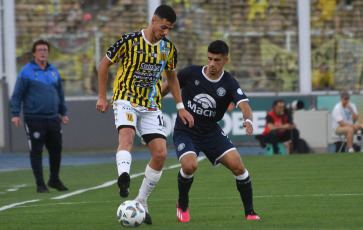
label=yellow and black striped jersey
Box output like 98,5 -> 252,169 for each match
106,30 -> 177,109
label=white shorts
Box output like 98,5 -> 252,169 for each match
113,100 -> 166,137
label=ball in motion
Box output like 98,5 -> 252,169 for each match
116,200 -> 146,227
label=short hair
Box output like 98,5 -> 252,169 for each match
208,40 -> 229,56
273,99 -> 285,108
32,40 -> 50,53
154,5 -> 176,23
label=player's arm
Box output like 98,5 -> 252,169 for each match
161,78 -> 170,98
238,101 -> 253,135
164,70 -> 194,128
96,56 -> 113,113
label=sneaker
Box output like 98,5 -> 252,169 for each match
36,184 -> 50,193
135,196 -> 152,225
246,211 -> 260,220
47,179 -> 68,191
176,202 -> 190,222
117,172 -> 130,198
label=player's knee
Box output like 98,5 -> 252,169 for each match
231,165 -> 245,176
182,164 -> 197,175
152,150 -> 167,163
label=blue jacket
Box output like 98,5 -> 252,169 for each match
11,61 -> 67,119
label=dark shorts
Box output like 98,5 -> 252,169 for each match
173,129 -> 236,167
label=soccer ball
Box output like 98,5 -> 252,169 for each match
116,200 -> 146,227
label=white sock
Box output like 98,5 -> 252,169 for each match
180,168 -> 194,179
116,150 -> 132,176
348,148 -> 354,153
138,164 -> 162,201
234,169 -> 249,180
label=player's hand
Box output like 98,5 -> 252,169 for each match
12,117 -> 22,128
243,121 -> 253,135
96,98 -> 109,113
178,109 -> 194,128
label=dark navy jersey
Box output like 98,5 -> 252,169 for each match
174,65 -> 249,135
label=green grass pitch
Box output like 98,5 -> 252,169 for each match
1,153 -> 362,229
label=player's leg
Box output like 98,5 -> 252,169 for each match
219,150 -> 260,220
134,109 -> 167,224
113,100 -> 137,198
134,136 -> 166,225
44,118 -> 68,191
174,131 -> 198,222
24,119 -> 49,193
176,153 -> 197,222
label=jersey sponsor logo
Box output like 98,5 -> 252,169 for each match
136,49 -> 146,54
139,63 -> 162,72
237,88 -> 243,95
217,87 -> 226,97
162,46 -> 170,51
187,93 -> 217,117
134,81 -> 154,88
132,74 -> 158,81
126,112 -> 134,122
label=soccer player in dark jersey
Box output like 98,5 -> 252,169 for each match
162,40 -> 260,222
95,5 -> 194,225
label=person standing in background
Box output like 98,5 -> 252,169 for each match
11,39 -> 69,193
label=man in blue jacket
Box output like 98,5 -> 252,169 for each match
11,40 -> 69,193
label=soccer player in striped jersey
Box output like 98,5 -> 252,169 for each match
162,40 -> 260,222
95,5 -> 194,224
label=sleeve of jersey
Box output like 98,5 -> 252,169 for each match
106,37 -> 127,63
230,77 -> 248,107
165,45 -> 177,71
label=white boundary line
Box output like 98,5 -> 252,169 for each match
0,156 -> 206,212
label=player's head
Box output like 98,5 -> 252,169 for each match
154,5 -> 176,23
32,40 -> 50,63
205,40 -> 229,77
150,5 -> 176,41
208,40 -> 229,57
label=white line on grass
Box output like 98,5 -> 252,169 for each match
0,156 -> 206,211
0,199 -> 40,212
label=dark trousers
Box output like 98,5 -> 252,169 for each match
24,118 -> 62,186
264,129 -> 299,154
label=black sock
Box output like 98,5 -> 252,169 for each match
236,176 -> 254,216
178,171 -> 194,211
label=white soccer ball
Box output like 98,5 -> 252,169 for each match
116,200 -> 146,227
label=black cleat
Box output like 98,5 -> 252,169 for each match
48,179 -> 68,191
36,184 -> 50,193
117,172 -> 130,198
144,212 -> 152,225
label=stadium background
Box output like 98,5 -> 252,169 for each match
1,0 -> 363,153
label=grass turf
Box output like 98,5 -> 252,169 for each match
0,153 -> 362,229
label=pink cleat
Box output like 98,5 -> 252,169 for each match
246,211 -> 260,220
176,202 -> 190,222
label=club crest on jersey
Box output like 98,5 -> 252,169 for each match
126,113 -> 134,122
195,80 -> 200,86
132,41 -> 140,47
217,87 -> 226,97
161,51 -> 168,62
149,51 -> 158,58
